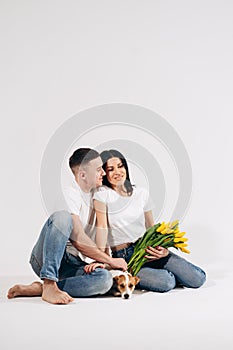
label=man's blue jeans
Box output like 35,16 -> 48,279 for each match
112,244 -> 206,292
30,211 -> 112,297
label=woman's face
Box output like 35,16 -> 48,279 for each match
105,157 -> 127,188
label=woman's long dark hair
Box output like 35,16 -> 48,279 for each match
100,149 -> 134,195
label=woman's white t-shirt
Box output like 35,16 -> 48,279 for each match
93,186 -> 154,247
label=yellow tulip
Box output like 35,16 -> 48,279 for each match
179,247 -> 190,254
174,231 -> 186,238
175,243 -> 188,248
174,237 -> 188,243
161,228 -> 169,234
156,222 -> 166,232
166,229 -> 174,234
128,219 -> 191,275
171,220 -> 179,228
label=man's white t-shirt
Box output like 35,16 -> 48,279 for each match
93,186 -> 154,247
63,182 -> 96,261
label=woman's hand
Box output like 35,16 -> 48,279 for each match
84,262 -> 105,274
144,246 -> 169,260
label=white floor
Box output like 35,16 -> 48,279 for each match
1,262 -> 233,350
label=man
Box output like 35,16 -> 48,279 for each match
7,148 -> 127,304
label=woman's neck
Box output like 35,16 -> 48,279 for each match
112,184 -> 129,196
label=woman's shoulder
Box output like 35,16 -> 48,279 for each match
94,185 -> 111,193
133,186 -> 154,209
132,186 -> 151,202
93,186 -> 113,202
132,186 -> 149,196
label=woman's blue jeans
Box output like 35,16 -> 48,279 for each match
112,244 -> 206,292
30,211 -> 112,297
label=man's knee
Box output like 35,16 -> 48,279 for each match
49,211 -> 73,235
94,269 -> 113,295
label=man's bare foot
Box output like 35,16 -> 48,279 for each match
7,281 -> 43,299
42,280 -> 74,305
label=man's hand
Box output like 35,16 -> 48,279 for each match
144,246 -> 169,260
108,257 -> 127,271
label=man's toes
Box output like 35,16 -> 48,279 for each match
7,287 -> 18,299
7,290 -> 13,298
59,297 -> 70,304
63,292 -> 74,302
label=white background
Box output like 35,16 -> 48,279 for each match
1,2 -> 233,350
1,0 -> 232,276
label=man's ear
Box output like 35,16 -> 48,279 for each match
79,170 -> 86,179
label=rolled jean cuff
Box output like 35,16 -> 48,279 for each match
30,255 -> 59,282
39,274 -> 59,282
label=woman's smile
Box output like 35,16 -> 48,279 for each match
106,157 -> 127,188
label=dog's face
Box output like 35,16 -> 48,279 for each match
113,273 -> 140,299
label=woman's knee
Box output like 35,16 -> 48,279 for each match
187,269 -> 206,288
137,268 -> 176,293
165,274 -> 176,291
157,271 -> 176,292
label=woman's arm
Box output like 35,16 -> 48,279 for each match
94,199 -> 109,252
144,210 -> 169,259
144,210 -> 154,229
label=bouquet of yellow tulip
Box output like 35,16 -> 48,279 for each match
128,220 -> 190,276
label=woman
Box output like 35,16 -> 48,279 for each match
91,149 -> 206,292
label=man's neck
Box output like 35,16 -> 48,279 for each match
74,177 -> 92,193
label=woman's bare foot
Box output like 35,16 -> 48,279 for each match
7,281 -> 43,299
42,280 -> 74,305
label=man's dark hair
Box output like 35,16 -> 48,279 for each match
69,148 -> 100,171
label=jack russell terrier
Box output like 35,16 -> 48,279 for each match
109,270 -> 140,299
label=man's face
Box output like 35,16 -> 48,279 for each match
83,156 -> 106,189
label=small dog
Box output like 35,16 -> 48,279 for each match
109,270 -> 140,299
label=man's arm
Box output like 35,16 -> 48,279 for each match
70,214 -> 127,271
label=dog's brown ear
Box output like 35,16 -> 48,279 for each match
113,276 -> 120,282
133,276 -> 140,285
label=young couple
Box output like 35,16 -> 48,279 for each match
8,148 -> 206,304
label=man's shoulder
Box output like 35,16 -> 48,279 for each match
63,184 -> 82,199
